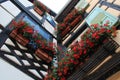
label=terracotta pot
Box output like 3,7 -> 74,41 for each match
34,7 -> 43,16
35,48 -> 53,63
10,29 -> 29,46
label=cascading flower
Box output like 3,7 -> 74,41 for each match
57,9 -> 84,39
44,22 -> 117,80
10,20 -> 56,55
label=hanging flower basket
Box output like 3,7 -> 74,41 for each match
10,29 -> 29,46
35,48 -> 53,63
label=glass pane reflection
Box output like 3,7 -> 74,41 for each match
22,15 -> 53,41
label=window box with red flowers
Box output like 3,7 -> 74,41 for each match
57,9 -> 85,39
63,9 -> 78,23
69,9 -> 85,30
60,26 -> 70,38
9,20 -> 33,46
35,39 -> 56,63
35,48 -> 53,63
70,14 -> 83,28
35,41 -> 56,63
9,20 -> 56,63
34,6 -> 44,16
34,0 -> 50,16
44,22 -> 117,80
10,29 -> 29,46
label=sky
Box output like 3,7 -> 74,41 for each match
38,0 -> 69,14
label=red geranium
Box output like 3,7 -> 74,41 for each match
73,54 -> 80,59
45,22 -> 117,80
23,26 -> 34,34
60,77 -> 66,80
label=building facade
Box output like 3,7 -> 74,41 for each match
0,0 -> 120,80
56,0 -> 120,80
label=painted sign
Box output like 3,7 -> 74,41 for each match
85,7 -> 118,26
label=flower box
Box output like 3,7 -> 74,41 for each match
35,48 -> 53,63
70,15 -> 82,28
34,0 -> 50,16
9,20 -> 56,63
57,8 -> 85,39
60,26 -> 70,38
9,29 -> 29,46
34,7 -> 43,16
64,8 -> 78,23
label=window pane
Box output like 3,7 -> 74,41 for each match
22,15 -> 53,41
45,13 -> 56,27
75,0 -> 88,10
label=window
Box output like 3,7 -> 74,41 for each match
75,0 -> 88,10
21,14 -> 53,41
45,13 -> 56,27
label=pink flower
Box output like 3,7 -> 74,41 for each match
104,23 -> 109,27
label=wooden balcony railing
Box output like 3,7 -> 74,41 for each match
83,53 -> 120,80
67,39 -> 119,80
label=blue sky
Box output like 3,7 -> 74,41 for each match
38,0 -> 69,14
